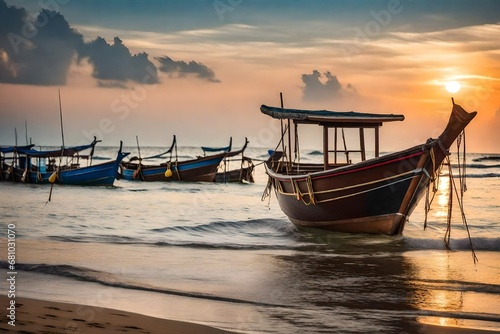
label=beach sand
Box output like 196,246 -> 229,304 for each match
1,295 -> 497,333
0,296 -> 235,334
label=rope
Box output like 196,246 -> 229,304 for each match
174,160 -> 181,180
444,156 -> 453,250
306,174 -> 316,205
456,131 -> 467,198
422,134 -> 476,264
424,147 -> 440,230
133,160 -> 143,180
277,169 -> 418,198
261,176 -> 273,207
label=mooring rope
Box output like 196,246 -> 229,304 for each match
424,131 -> 476,264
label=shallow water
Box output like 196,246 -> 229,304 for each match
1,147 -> 499,333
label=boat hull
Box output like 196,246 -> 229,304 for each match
120,153 -> 226,182
268,148 -> 427,235
265,102 -> 477,235
215,166 -> 254,183
11,150 -> 128,186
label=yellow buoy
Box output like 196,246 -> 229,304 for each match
48,172 -> 57,183
165,168 -> 173,178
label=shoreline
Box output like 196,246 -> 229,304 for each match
1,296 -> 498,333
0,295 -> 236,334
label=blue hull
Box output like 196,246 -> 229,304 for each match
120,152 -> 226,182
13,149 -> 129,186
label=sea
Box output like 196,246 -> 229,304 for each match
1,146 -> 499,333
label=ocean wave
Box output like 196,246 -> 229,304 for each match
404,237 -> 500,251
441,173 -> 500,178
463,173 -> 500,178
451,163 -> 500,169
48,219 -> 298,250
473,156 -> 500,162
49,235 -> 142,244
150,218 -> 291,234
0,261 -> 290,308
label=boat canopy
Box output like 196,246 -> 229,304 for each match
202,137 -> 232,154
261,104 -> 405,167
260,105 -> 404,126
0,144 -> 35,154
15,142 -> 97,158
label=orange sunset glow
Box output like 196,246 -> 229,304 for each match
1,1 -> 499,153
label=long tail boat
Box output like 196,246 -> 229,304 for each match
120,135 -> 227,182
202,138 -> 255,183
7,139 -> 128,186
1,144 -> 35,181
261,99 -> 476,235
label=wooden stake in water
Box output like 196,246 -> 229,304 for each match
58,89 -> 65,148
47,89 -> 66,203
25,120 -> 28,145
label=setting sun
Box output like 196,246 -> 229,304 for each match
445,80 -> 461,93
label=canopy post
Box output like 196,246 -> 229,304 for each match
359,128 -> 366,161
323,126 -> 329,170
375,126 -> 380,158
334,127 -> 338,165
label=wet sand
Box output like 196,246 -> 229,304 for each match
0,296 -> 235,334
1,295 -> 497,333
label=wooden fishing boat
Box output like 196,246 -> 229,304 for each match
9,140 -> 128,186
202,138 -> 255,183
1,144 -> 35,181
261,99 -> 476,235
120,135 -> 227,182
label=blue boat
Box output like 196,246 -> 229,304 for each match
120,135 -> 226,182
1,144 -> 35,181
9,140 -> 129,186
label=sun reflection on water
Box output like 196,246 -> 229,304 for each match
404,251 -> 500,332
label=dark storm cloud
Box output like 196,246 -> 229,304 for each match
0,0 -> 83,85
156,56 -> 220,83
0,0 -> 157,86
0,1 -> 216,86
302,70 -> 353,101
80,37 -> 159,84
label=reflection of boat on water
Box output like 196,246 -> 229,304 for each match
120,135 -> 227,182
262,99 -> 477,235
3,139 -> 128,186
202,138 -> 255,183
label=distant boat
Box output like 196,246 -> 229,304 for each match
1,144 -> 35,181
202,138 -> 255,183
119,135 -> 227,182
261,99 -> 477,235
6,139 -> 128,186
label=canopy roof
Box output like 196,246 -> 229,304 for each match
15,142 -> 96,158
0,144 -> 35,154
202,137 -> 232,154
260,105 -> 404,125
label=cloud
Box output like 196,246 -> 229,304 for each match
80,36 -> 159,84
0,1 -> 216,87
156,56 -> 220,83
0,1 -> 83,85
97,80 -> 129,89
302,70 -> 353,101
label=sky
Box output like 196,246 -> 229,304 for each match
1,0 -> 499,153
